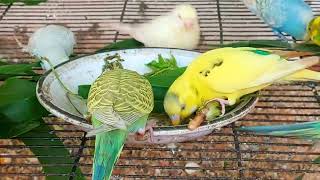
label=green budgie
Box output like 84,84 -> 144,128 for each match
86,68 -> 154,180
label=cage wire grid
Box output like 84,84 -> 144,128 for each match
0,0 -> 320,179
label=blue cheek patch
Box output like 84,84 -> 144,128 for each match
190,106 -> 197,114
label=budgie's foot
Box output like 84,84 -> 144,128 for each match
292,36 -> 297,42
204,98 -> 229,116
272,29 -> 289,42
188,98 -> 229,130
135,120 -> 157,143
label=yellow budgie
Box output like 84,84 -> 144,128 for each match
108,4 -> 200,50
307,16 -> 320,46
164,47 -> 320,126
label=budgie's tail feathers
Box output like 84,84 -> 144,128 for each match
281,69 -> 320,82
249,56 -> 319,87
93,130 -> 127,180
238,121 -> 320,139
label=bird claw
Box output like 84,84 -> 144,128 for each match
272,29 -> 290,42
189,98 -> 229,130
132,120 -> 157,143
203,98 -> 229,117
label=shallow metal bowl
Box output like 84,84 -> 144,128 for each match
36,48 -> 258,144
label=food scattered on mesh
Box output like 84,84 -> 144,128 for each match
185,162 -> 201,175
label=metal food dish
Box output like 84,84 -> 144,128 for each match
36,48 -> 258,144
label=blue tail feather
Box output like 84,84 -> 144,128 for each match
93,130 -> 127,180
94,164 -> 108,180
238,121 -> 320,139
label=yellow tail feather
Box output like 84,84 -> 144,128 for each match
281,69 -> 320,82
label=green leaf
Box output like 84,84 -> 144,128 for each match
20,122 -> 85,180
144,55 -> 184,112
146,54 -> 177,72
0,78 -> 49,138
152,100 -> 165,113
214,40 -> 292,48
313,156 -> 320,164
0,0 -> 47,5
0,62 -> 40,80
0,77 -> 36,106
214,40 -> 320,55
96,39 -> 144,53
32,75 -> 41,82
294,173 -> 305,180
78,85 -> 91,99
146,67 -> 186,88
293,43 -> 320,55
146,67 -> 186,113
146,67 -> 186,107
0,60 -> 8,66
145,54 -> 180,76
144,55 -> 186,112
150,86 -> 168,102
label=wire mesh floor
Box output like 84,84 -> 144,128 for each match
1,0 -> 320,179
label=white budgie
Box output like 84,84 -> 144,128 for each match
109,4 -> 200,50
15,25 -> 76,71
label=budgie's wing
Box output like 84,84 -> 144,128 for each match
88,107 -> 150,137
109,14 -> 178,46
242,0 -> 258,14
133,17 -> 180,46
89,110 -> 149,136
195,48 -> 318,93
123,77 -> 154,115
251,0 -> 287,28
87,69 -> 153,136
114,72 -> 154,130
86,107 -> 128,137
247,56 -> 318,86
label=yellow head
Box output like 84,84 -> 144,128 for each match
172,4 -> 198,31
163,76 -> 200,126
307,16 -> 320,46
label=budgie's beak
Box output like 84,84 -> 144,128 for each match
170,114 -> 181,126
183,19 -> 195,30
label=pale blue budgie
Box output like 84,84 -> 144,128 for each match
15,25 -> 76,71
242,0 -> 314,41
